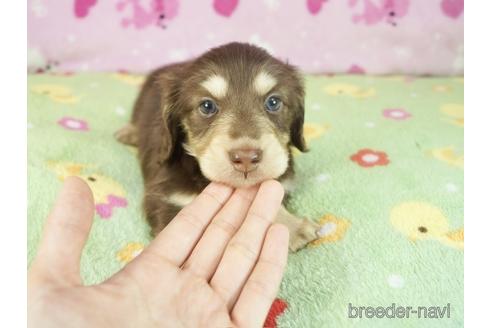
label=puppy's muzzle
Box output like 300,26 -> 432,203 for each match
228,148 -> 263,179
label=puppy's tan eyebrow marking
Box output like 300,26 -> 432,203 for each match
200,74 -> 228,98
253,71 -> 277,96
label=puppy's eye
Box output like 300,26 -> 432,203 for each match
265,96 -> 282,113
199,99 -> 218,117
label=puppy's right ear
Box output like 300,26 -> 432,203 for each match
158,104 -> 179,164
155,70 -> 182,165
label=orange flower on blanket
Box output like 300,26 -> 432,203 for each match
350,149 -> 389,167
117,242 -> 145,264
292,122 -> 329,156
304,122 -> 330,143
310,213 -> 350,246
111,72 -> 145,86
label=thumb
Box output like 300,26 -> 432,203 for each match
30,176 -> 95,286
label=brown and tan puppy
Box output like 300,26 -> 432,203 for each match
116,42 -> 319,251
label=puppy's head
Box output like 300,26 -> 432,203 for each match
157,43 -> 306,188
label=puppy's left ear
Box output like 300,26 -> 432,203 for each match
290,109 -> 307,152
290,86 -> 308,152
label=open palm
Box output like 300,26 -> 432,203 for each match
28,177 -> 289,328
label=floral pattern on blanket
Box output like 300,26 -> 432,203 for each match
27,72 -> 463,327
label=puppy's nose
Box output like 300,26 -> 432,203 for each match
228,148 -> 263,172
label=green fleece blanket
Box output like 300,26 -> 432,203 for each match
27,73 -> 464,327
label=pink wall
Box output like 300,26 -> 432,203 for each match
28,0 -> 464,75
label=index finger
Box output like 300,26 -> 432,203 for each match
143,182 -> 233,267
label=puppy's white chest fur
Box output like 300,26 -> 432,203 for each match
166,192 -> 197,207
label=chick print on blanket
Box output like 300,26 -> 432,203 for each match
111,72 -> 145,86
440,103 -> 464,127
27,73 -> 463,326
429,146 -> 464,168
30,84 -> 80,104
324,83 -> 375,99
390,201 -> 464,249
47,161 -> 128,219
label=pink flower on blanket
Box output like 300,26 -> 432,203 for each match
57,117 -> 89,131
383,108 -> 412,120
95,194 -> 128,219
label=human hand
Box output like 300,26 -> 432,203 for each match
28,177 -> 289,327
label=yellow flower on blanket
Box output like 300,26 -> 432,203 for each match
47,161 -> 128,219
111,73 -> 145,86
429,146 -> 464,168
47,161 -> 87,178
31,84 -> 79,104
310,213 -> 351,246
440,103 -> 464,127
324,83 -> 375,99
433,85 -> 453,93
452,77 -> 464,84
382,75 -> 405,81
390,201 -> 463,250
117,242 -> 145,264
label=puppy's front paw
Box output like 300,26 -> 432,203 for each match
289,219 -> 320,252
